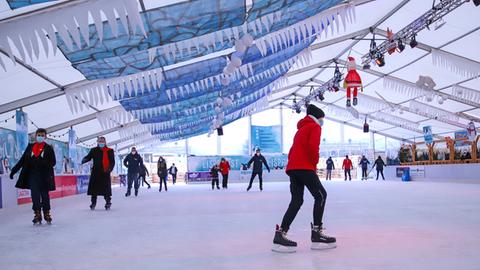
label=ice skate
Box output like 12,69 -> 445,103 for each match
346,99 -> 351,107
32,210 -> 42,225
311,223 -> 336,250
43,210 -> 52,225
134,189 -> 138,197
125,191 -> 131,197
272,224 -> 297,253
89,203 -> 96,210
246,186 -> 251,192
105,203 -> 112,210
353,97 -> 358,106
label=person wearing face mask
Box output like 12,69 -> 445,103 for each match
81,137 -> 115,210
246,148 -> 270,191
123,147 -> 143,197
272,104 -> 336,253
10,128 -> 56,225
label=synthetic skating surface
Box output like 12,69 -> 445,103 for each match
1,180 -> 479,270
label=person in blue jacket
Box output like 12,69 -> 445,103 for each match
325,157 -> 335,180
359,155 -> 370,181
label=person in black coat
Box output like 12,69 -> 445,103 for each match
246,149 -> 270,191
139,163 -> 151,189
10,128 -> 56,225
168,163 -> 178,184
123,147 -> 143,197
210,164 -> 220,190
325,157 -> 335,180
81,137 -> 115,210
373,156 -> 387,181
157,156 -> 168,192
359,155 -> 370,181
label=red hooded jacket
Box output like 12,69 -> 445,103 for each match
342,158 -> 353,170
219,160 -> 230,175
286,116 -> 322,172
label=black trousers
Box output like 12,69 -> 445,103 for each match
139,175 -> 150,187
326,169 -> 332,180
127,172 -> 140,192
29,174 -> 50,211
376,169 -> 385,180
361,168 -> 368,178
159,175 -> 168,191
248,171 -> 263,189
91,195 -> 111,205
222,174 -> 229,188
281,170 -> 327,232
211,177 -> 219,189
171,174 -> 177,184
344,169 -> 351,180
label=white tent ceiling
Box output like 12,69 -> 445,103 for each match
0,0 -> 479,149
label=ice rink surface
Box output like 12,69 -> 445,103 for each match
1,180 -> 480,270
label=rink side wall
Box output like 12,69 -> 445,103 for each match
384,164 -> 480,184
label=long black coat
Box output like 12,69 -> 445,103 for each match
82,147 -> 115,196
11,143 -> 56,191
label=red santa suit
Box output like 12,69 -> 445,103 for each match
343,56 -> 363,107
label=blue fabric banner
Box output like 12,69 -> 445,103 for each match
251,125 -> 282,153
15,110 -> 28,156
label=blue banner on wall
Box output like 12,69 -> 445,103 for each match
187,154 -> 288,172
454,130 -> 471,147
68,129 -> 77,173
0,176 -> 3,209
251,125 -> 282,153
15,110 -> 28,155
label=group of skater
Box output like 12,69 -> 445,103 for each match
209,149 -> 271,191
325,155 -> 387,181
8,104 -> 388,253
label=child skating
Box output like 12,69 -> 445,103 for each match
273,104 -> 336,253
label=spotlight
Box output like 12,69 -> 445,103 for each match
294,106 -> 302,114
317,92 -> 325,101
410,34 -> 418,48
369,36 -> 377,58
396,39 -> 405,52
362,63 -> 371,70
375,52 -> 385,67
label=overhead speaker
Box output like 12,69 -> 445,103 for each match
217,127 -> 224,136
363,122 -> 369,133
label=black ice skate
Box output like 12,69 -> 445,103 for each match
32,210 -> 42,225
43,210 -> 52,225
89,203 -> 96,210
105,203 -> 112,210
125,191 -> 131,197
272,224 -> 297,253
353,97 -> 358,106
311,223 -> 336,250
346,99 -> 351,107
134,189 -> 138,197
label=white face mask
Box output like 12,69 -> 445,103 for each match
318,119 -> 324,127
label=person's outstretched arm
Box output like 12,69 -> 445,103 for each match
262,156 -> 270,172
81,149 -> 94,164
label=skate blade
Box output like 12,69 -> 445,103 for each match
33,222 -> 42,226
311,242 -> 337,250
271,244 -> 296,253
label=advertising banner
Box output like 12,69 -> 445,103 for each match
0,176 -> 2,209
187,155 -> 288,172
76,175 -> 90,194
251,125 -> 282,153
68,129 -> 77,173
15,110 -> 28,156
17,175 -> 79,204
454,130 -> 470,147
423,126 -> 433,144
186,172 -> 212,183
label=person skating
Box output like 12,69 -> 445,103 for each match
325,157 -> 335,180
273,104 -> 336,253
219,157 -> 230,189
210,164 -> 220,190
359,155 -> 370,181
81,136 -> 115,210
168,163 -> 178,185
157,156 -> 168,192
246,149 -> 270,191
139,163 -> 151,189
342,155 -> 353,181
373,156 -> 387,180
10,128 -> 56,225
123,147 -> 143,197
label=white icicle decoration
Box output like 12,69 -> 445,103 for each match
432,49 -> 480,78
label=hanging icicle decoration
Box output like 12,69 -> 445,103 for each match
452,85 -> 480,105
373,112 -> 419,131
96,107 -> 135,130
431,49 -> 480,78
409,100 -> 459,122
0,0 -> 145,66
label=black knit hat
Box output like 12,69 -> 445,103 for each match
307,104 -> 325,119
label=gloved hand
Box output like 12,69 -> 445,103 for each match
268,169 -> 271,173
9,172 -> 14,180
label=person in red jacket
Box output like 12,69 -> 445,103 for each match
342,155 -> 353,181
219,157 -> 230,189
272,104 -> 336,253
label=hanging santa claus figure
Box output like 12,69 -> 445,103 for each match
343,56 -> 363,107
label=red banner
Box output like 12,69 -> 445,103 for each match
17,175 -> 80,205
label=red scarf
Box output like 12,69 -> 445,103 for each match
32,142 -> 46,157
101,147 -> 111,173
